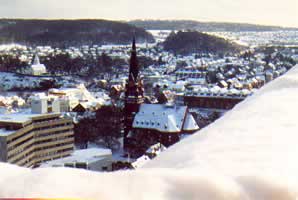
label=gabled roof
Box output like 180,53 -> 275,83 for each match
133,104 -> 198,133
183,112 -> 200,131
32,54 -> 40,65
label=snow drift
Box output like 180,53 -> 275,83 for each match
1,65 -> 298,199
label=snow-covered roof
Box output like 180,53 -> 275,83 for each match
40,148 -> 112,167
133,104 -> 188,133
32,54 -> 40,65
0,112 -> 59,125
146,143 -> 167,155
0,113 -> 36,124
182,112 -> 199,131
132,155 -> 150,169
48,84 -> 104,105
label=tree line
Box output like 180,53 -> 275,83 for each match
74,105 -> 124,150
0,19 -> 155,47
163,30 -> 244,56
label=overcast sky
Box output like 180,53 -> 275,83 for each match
0,0 -> 297,27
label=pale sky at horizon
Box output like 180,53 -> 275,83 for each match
0,0 -> 297,28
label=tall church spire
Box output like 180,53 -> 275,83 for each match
129,37 -> 139,81
124,37 -> 144,149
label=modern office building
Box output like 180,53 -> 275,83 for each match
0,113 -> 74,168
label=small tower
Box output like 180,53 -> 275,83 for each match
124,37 -> 144,149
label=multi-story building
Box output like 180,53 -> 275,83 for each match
0,113 -> 74,168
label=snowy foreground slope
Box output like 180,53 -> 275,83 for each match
1,65 -> 298,199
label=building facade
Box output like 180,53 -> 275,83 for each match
0,113 -> 74,168
31,97 -> 70,114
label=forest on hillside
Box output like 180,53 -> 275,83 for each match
163,31 -> 244,55
0,19 -> 155,47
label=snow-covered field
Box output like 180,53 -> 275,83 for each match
0,72 -> 41,90
1,65 -> 298,199
0,72 -> 83,91
210,31 -> 298,47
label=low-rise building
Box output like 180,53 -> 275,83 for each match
40,148 -> 113,171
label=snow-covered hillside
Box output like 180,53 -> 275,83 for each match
1,65 -> 298,199
0,72 -> 83,90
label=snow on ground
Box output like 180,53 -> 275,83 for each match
1,65 -> 298,199
147,30 -> 173,42
0,72 -> 84,91
0,72 -> 40,90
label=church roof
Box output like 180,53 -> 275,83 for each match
132,104 -> 198,133
183,112 -> 200,131
32,54 -> 40,65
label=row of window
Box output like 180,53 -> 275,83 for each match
35,141 -> 73,152
35,145 -> 73,159
7,121 -> 72,144
36,128 -> 73,138
7,127 -> 72,151
34,122 -> 72,132
32,117 -> 60,123
10,142 -> 74,165
8,134 -> 73,159
35,134 -> 73,145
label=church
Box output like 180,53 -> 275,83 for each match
20,54 -> 47,76
123,38 -> 199,157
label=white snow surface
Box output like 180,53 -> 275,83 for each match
1,65 -> 298,199
133,104 -> 187,132
40,148 -> 112,167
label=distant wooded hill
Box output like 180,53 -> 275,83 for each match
129,20 -> 298,32
0,19 -> 155,47
163,31 -> 244,55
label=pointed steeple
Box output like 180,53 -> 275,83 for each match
32,54 -> 40,65
124,37 -> 144,149
129,37 -> 139,81
132,36 -> 136,50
